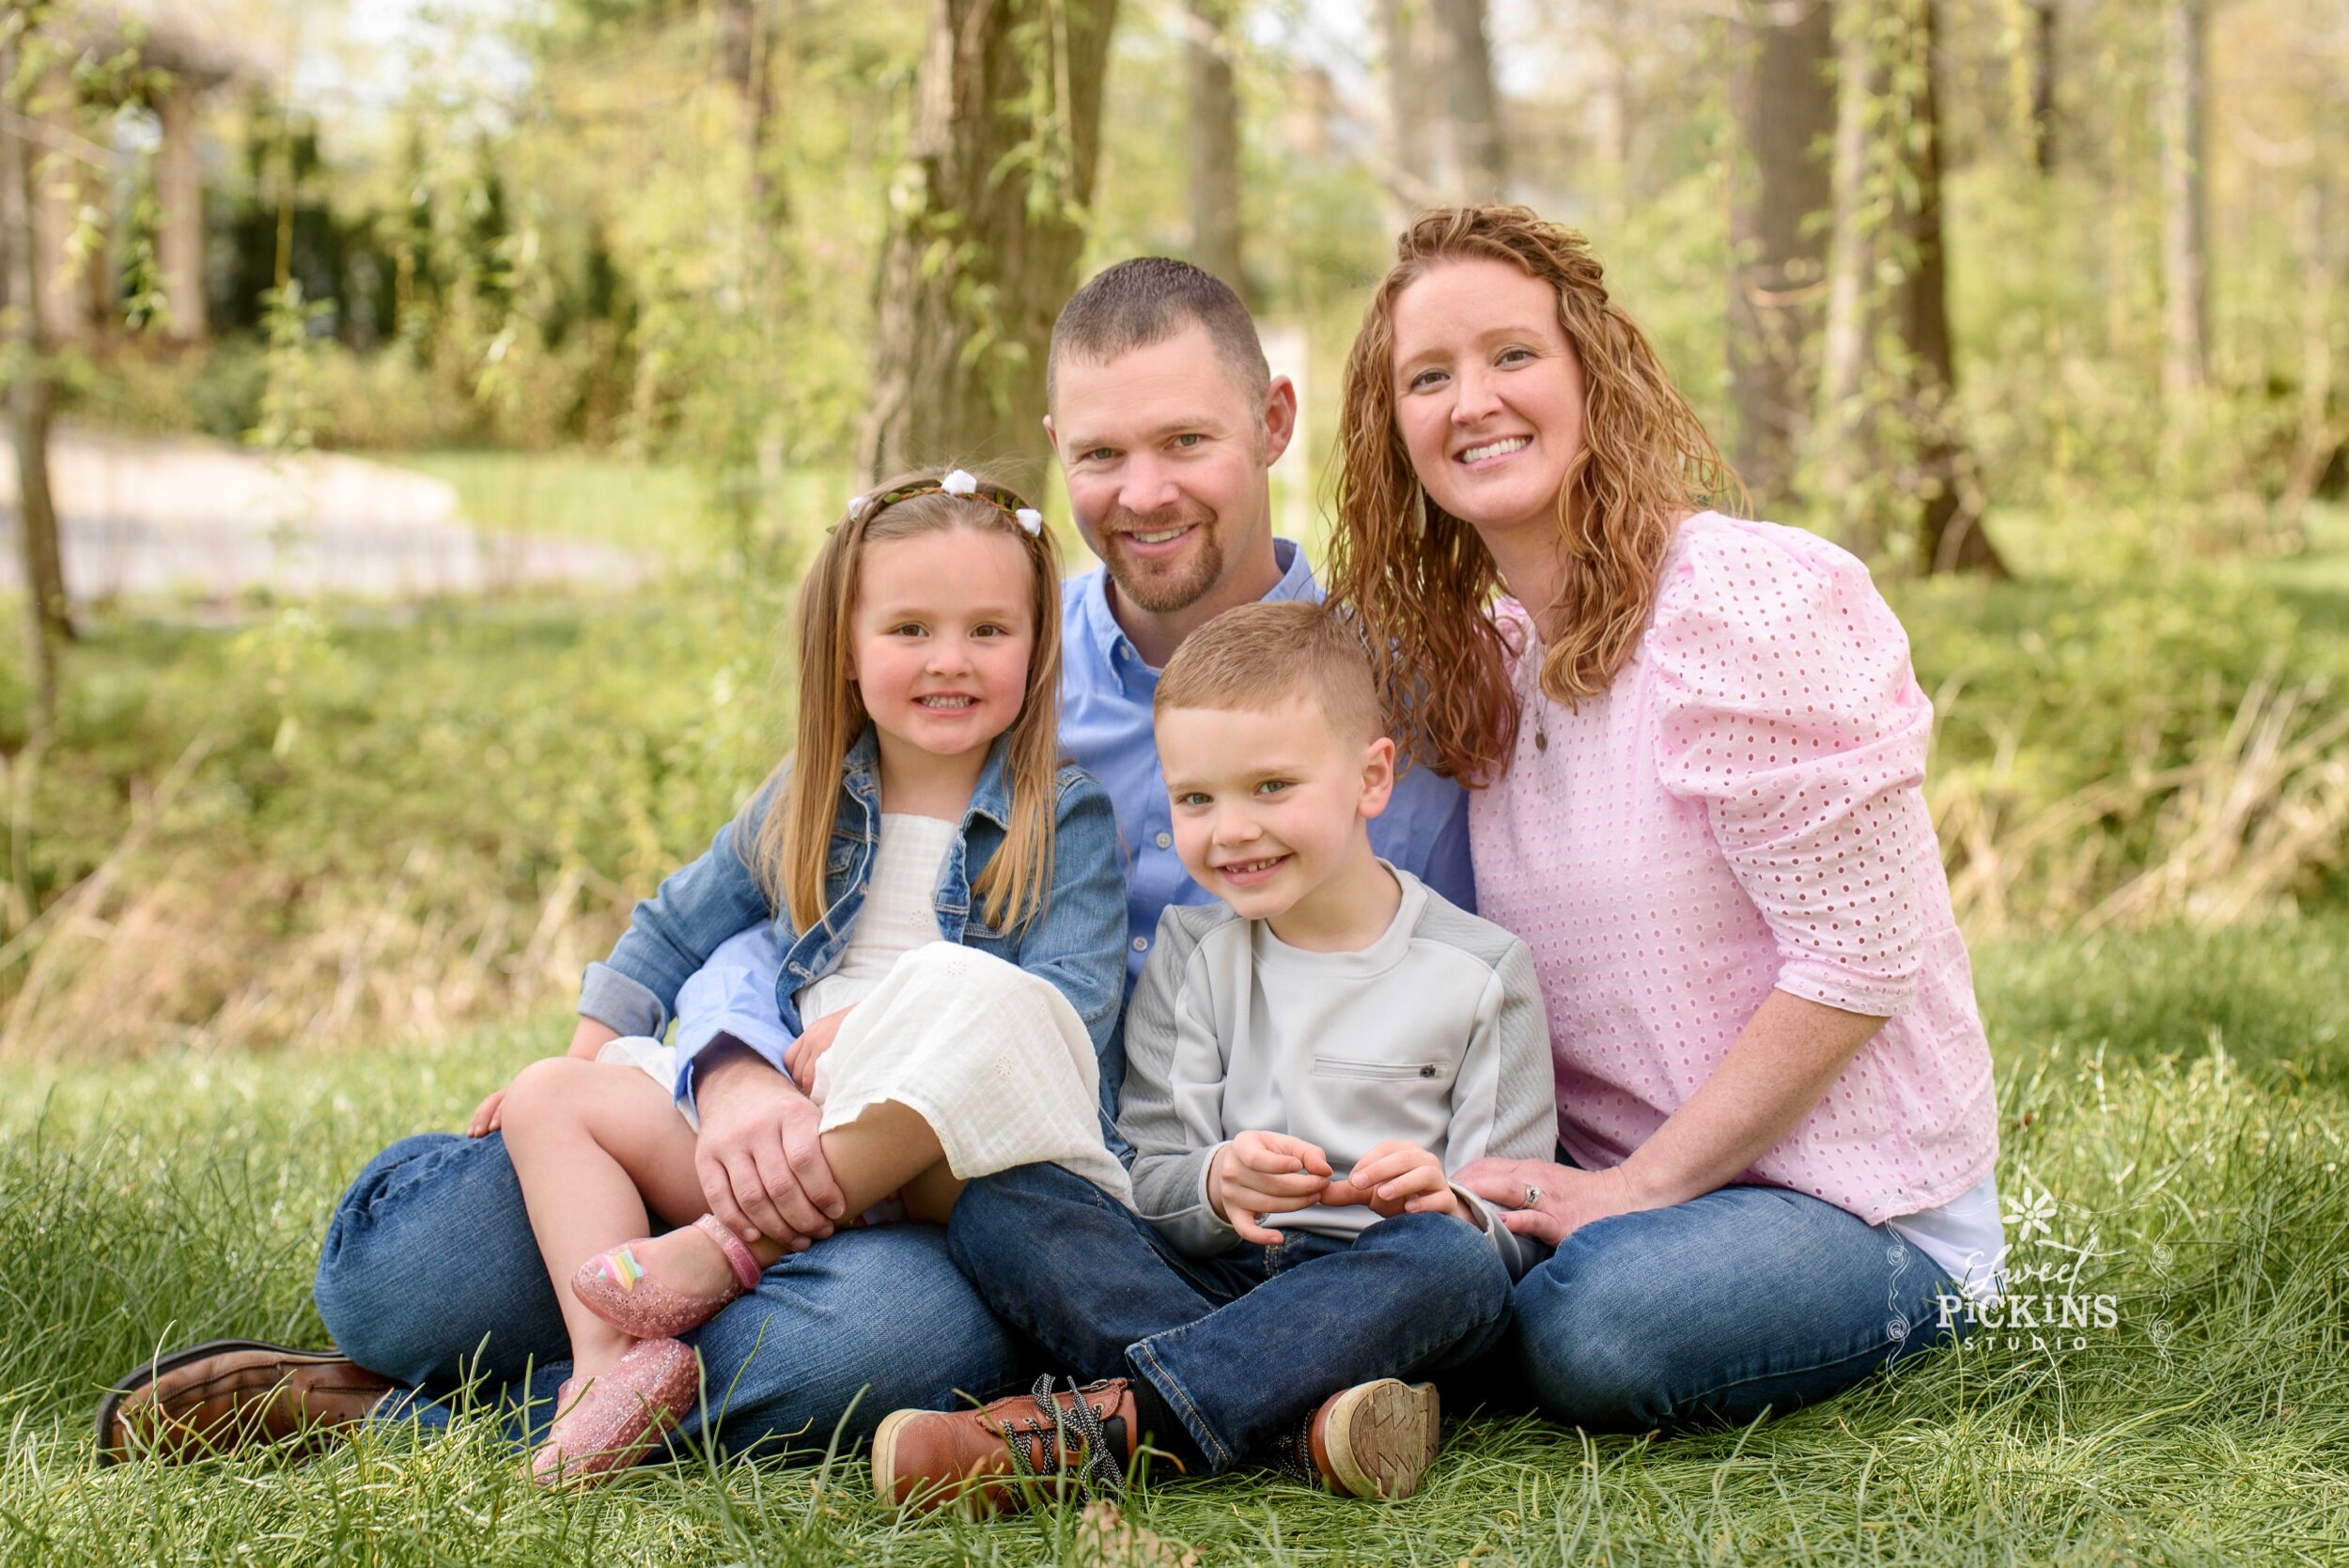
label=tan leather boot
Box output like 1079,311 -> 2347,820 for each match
872,1374 -> 1158,1514
1298,1378 -> 1441,1499
97,1340 -> 397,1463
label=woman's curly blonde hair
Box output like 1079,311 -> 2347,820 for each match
1325,205 -> 1744,785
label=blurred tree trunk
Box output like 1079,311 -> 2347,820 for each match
1816,1 -> 1880,546
1895,0 -> 1998,576
1727,0 -> 1833,513
1186,0 -> 1245,295
1377,0 -> 1438,222
2279,183 -> 2340,540
857,0 -> 1118,488
155,75 -> 208,340
0,46 -> 71,725
719,0 -> 786,226
2159,0 -> 2210,408
2029,0 -> 2057,173
1818,0 -> 2006,576
1433,0 -> 1504,201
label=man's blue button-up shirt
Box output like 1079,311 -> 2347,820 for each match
1059,536 -> 1477,987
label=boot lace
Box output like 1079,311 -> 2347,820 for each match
1002,1374 -> 1125,1498
1269,1408 -> 1319,1487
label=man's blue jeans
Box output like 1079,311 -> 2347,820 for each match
1483,1183 -> 1971,1432
947,1162 -> 1513,1472
314,1132 -> 1031,1455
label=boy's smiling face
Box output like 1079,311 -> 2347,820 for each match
1155,692 -> 1396,941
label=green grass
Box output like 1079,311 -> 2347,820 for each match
378,449 -> 873,579
380,449 -> 718,561
3,922 -> 2344,1564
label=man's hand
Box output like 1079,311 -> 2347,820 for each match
693,1042 -> 848,1250
1322,1141 -> 1464,1222
1207,1131 -> 1332,1246
783,1006 -> 852,1094
468,1017 -> 621,1137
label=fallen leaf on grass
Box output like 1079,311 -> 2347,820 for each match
1077,1501 -> 1198,1567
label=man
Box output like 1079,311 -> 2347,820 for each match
97,259 -> 1473,1466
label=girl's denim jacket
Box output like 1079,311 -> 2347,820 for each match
579,728 -> 1129,1123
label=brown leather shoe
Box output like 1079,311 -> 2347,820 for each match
872,1374 -> 1156,1514
1298,1378 -> 1440,1499
96,1340 -> 398,1464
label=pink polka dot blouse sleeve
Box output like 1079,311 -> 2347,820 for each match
1647,516 -> 1931,1018
1470,515 -> 1997,1225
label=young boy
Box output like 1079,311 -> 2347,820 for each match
871,601 -> 1557,1512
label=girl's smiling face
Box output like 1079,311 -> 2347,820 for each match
1388,257 -> 1588,551
849,524 -> 1037,772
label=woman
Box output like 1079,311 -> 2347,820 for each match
1325,205 -> 2001,1432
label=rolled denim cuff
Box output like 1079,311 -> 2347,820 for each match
579,962 -> 668,1039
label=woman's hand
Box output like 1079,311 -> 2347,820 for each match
1208,1131 -> 1333,1246
783,1006 -> 853,1094
1322,1140 -> 1463,1221
1454,1157 -> 1645,1249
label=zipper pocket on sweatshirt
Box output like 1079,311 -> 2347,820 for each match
1311,1055 -> 1441,1082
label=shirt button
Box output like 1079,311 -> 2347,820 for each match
1132,935 -> 1149,952
1154,831 -> 1172,849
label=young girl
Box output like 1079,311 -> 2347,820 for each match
474,468 -> 1130,1485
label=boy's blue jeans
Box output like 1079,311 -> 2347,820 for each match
945,1161 -> 1514,1472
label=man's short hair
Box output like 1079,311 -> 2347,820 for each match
1047,256 -> 1270,410
1154,601 -> 1382,745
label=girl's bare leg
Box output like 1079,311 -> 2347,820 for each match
820,1099 -> 963,1223
498,1058 -> 720,1380
617,1099 -> 963,1286
504,1059 -> 961,1376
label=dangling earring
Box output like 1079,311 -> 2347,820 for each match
1412,484 -> 1430,537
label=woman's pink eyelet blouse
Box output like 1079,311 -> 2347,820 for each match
1469,512 -> 1998,1225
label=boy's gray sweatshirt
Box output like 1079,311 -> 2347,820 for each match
1115,866 -> 1560,1278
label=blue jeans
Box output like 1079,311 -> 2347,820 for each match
315,1132 -> 1031,1456
947,1162 -> 1513,1471
1486,1184 -> 1969,1432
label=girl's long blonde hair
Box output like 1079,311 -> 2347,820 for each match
1324,205 -> 1744,785
752,468 -> 1066,935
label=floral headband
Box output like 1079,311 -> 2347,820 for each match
845,469 -> 1043,536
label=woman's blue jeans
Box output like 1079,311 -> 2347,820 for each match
946,1162 -> 1514,1471
314,1131 -> 1031,1455
1482,1183 -> 1971,1432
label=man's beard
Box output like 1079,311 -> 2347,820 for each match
1097,502 -> 1225,613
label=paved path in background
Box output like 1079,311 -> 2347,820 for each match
0,427 -> 646,601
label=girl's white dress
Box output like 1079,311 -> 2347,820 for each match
598,813 -> 1131,1203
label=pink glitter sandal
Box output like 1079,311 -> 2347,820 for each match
571,1214 -> 764,1339
529,1337 -> 700,1486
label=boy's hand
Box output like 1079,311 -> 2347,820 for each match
783,1006 -> 853,1094
467,1087 -> 508,1138
1208,1130 -> 1333,1246
1322,1141 -> 1463,1222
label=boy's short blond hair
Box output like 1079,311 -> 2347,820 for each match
1153,601 -> 1383,743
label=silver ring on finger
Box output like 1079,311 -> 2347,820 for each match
1522,1183 -> 1544,1210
